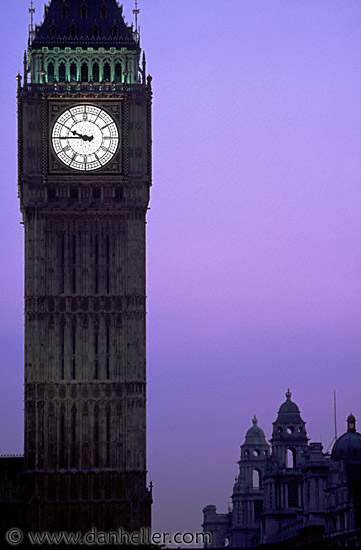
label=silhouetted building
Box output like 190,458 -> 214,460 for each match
203,391 -> 361,548
0,0 -> 152,537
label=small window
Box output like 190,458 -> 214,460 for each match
254,501 -> 263,520
70,24 -> 77,38
112,24 -> 118,38
288,481 -> 298,507
252,469 -> 260,490
100,3 -> 107,18
50,24 -> 57,37
103,62 -> 111,82
93,188 -> 101,199
81,63 -> 88,82
61,4 -> 68,18
47,62 -> 55,82
92,62 -> 100,82
70,62 -> 77,81
277,427 -> 283,433
298,427 -> 303,433
81,4 -> 87,18
287,448 -> 295,468
59,62 -> 66,82
70,188 -> 78,199
253,449 -> 260,457
287,427 -> 294,435
115,188 -> 124,201
47,188 -> 56,200
93,24 -> 99,38
115,62 -> 122,82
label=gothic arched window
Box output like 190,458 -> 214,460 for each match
70,24 -> 77,38
81,62 -> 88,82
92,62 -> 100,81
94,406 -> 99,467
103,62 -> 111,82
59,62 -> 66,82
112,24 -> 119,38
50,24 -> 57,37
115,62 -> 122,82
100,3 -> 107,18
61,3 -> 67,18
71,406 -> 77,467
81,3 -> 87,18
70,62 -> 77,82
93,24 -> 99,38
47,62 -> 55,82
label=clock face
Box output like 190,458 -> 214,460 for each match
51,104 -> 119,171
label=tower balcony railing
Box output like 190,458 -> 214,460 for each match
21,80 -> 148,95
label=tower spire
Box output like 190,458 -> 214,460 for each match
133,0 -> 140,42
28,0 -> 35,45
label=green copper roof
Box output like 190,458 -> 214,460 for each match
31,0 -> 138,50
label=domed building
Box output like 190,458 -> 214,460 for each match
331,413 -> 361,460
202,392 -> 361,548
203,415 -> 269,548
324,414 -> 361,546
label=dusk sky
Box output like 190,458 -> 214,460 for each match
1,0 -> 361,545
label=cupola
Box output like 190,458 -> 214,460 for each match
332,414 -> 361,461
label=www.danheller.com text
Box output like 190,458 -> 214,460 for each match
5,527 -> 212,546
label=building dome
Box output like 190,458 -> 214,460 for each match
271,389 -> 308,442
245,415 -> 267,444
278,389 -> 300,415
240,415 -> 269,460
332,414 -> 361,461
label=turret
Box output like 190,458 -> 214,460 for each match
270,389 -> 308,468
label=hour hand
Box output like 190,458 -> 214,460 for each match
71,130 -> 94,142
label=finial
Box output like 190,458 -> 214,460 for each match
252,414 -> 258,426
133,0 -> 140,30
133,0 -> 140,41
347,413 -> 356,433
29,0 -> 35,44
286,388 -> 292,400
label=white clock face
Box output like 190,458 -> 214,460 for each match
52,104 -> 119,171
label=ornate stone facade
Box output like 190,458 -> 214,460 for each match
0,0 -> 152,537
203,392 -> 361,548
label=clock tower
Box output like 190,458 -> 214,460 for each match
8,0 -> 152,534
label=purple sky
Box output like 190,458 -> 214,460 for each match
1,1 -> 361,545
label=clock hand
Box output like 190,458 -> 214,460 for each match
58,133 -> 94,142
71,130 -> 94,142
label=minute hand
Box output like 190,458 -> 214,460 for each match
63,130 -> 94,141
60,135 -> 94,141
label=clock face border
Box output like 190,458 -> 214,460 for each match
50,103 -> 121,173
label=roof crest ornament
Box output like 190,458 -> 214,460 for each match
286,388 -> 292,401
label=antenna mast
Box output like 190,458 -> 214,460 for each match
334,389 -> 337,440
326,389 -> 339,453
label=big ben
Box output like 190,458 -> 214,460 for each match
0,0 -> 152,537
